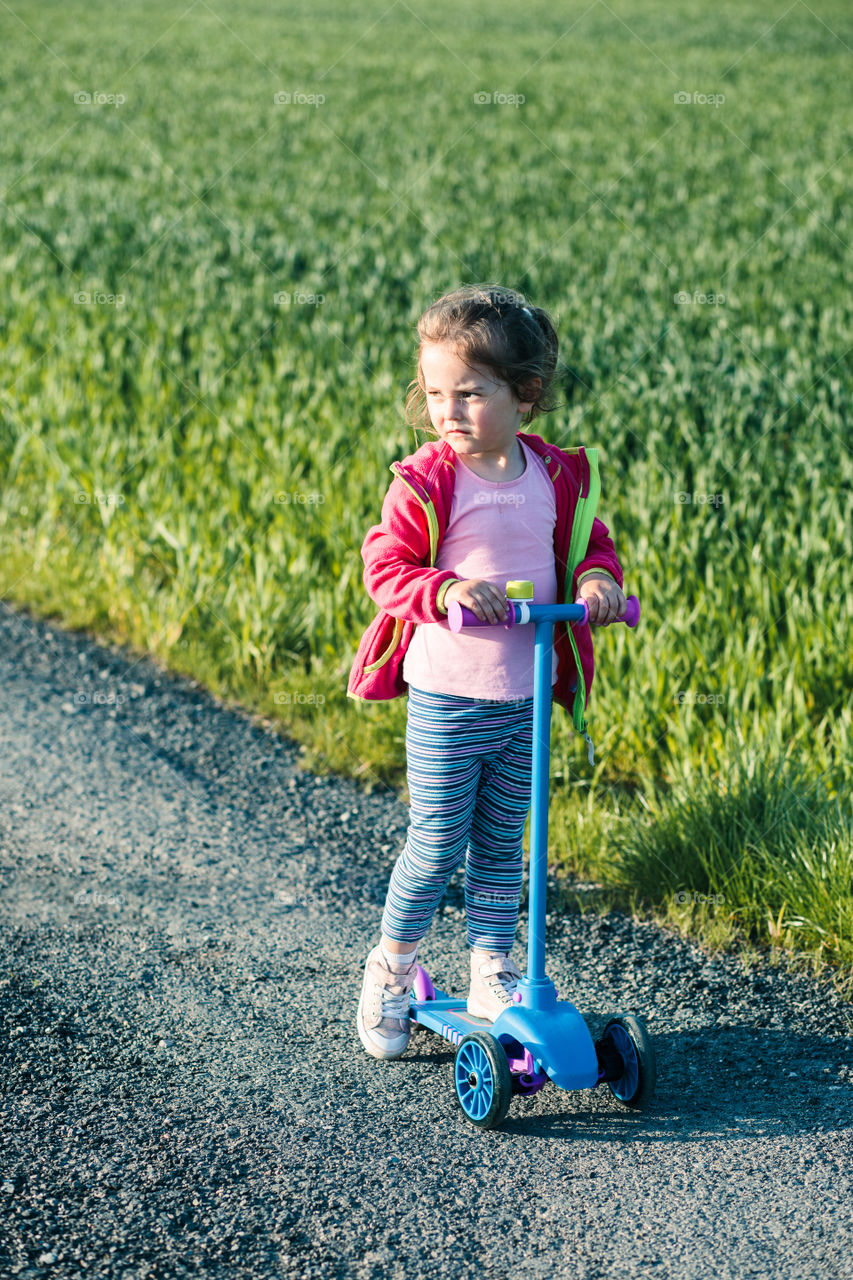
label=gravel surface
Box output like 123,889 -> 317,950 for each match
1,597 -> 851,1280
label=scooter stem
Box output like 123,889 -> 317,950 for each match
527,615 -> 555,985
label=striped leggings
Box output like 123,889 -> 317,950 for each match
381,685 -> 534,951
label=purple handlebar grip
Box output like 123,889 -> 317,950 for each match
580,595 -> 640,627
447,600 -> 510,633
619,595 -> 641,628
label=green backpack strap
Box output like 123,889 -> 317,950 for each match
561,447 -> 601,765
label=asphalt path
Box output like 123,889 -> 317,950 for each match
1,598 -> 851,1280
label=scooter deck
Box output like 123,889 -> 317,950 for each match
409,985 -> 602,1091
408,987 -> 496,1047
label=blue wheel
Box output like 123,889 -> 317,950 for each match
599,1014 -> 656,1108
453,1033 -> 513,1129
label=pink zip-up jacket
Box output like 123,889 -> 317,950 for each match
347,432 -> 623,716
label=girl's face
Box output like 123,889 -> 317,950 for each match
419,342 -> 534,467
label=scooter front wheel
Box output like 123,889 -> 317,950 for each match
599,1014 -> 656,1108
453,1033 -> 513,1129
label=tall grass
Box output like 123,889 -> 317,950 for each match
607,753 -> 853,985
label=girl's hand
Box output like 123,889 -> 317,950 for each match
444,579 -> 508,625
575,574 -> 627,626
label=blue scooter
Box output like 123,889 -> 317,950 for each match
407,583 -> 656,1129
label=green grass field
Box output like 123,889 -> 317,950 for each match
2,0 -> 851,990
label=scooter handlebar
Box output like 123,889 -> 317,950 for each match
447,593 -> 640,633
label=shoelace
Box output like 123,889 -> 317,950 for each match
369,960 -> 415,1022
485,970 -> 519,1005
478,956 -> 522,1005
380,981 -> 412,1020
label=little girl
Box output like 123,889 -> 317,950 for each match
348,284 -> 626,1060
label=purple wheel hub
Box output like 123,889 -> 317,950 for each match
412,964 -> 435,1002
505,1044 -> 549,1095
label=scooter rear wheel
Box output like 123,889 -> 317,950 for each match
454,1033 -> 513,1129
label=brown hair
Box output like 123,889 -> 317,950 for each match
405,283 -> 560,433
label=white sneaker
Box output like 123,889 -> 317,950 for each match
467,949 -> 523,1020
357,945 -> 418,1060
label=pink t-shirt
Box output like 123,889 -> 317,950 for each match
403,437 -> 558,699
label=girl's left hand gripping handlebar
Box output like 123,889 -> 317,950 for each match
447,594 -> 640,633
